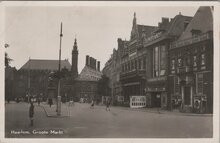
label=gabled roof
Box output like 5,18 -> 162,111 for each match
178,6 -> 213,40
76,66 -> 102,81
20,59 -> 71,71
165,15 -> 193,37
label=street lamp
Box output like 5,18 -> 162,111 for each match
57,22 -> 63,116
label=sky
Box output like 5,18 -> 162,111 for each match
5,5 -> 198,72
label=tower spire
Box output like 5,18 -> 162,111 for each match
71,36 -> 79,78
133,12 -> 136,26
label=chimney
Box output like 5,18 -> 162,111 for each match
97,61 -> 100,71
94,59 -> 97,70
162,17 -> 169,24
86,55 -> 89,66
89,57 -> 93,68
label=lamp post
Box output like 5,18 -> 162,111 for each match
57,22 -> 63,116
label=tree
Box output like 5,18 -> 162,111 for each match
97,75 -> 110,98
5,44 -> 12,67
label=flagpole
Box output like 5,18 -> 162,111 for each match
57,22 -> 63,116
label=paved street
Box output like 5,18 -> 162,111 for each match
5,102 -> 212,138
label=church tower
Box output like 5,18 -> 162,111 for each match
71,38 -> 78,78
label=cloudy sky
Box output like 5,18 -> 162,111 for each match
4,3 -> 198,72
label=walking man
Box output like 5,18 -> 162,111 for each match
29,102 -> 34,126
106,99 -> 111,111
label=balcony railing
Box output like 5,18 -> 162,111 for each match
171,32 -> 212,49
120,69 -> 146,79
147,76 -> 167,82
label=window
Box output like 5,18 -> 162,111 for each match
185,55 -> 191,66
135,60 -> 137,69
160,45 -> 166,70
171,59 -> 175,70
193,56 -> 197,67
131,61 -> 134,70
197,73 -> 203,94
201,54 -> 205,65
153,47 -> 159,77
178,58 -> 182,67
143,59 -> 146,69
128,63 -> 130,71
153,45 -> 167,77
138,59 -> 141,69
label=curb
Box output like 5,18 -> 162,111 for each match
110,106 -> 213,117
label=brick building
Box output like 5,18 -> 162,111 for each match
168,6 -> 213,113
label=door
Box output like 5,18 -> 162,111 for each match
184,86 -> 191,106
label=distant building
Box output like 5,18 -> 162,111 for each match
15,59 -> 71,100
103,43 -> 123,104
168,6 -> 213,113
13,38 -> 102,103
61,55 -> 102,102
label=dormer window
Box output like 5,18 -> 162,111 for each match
191,29 -> 202,37
184,21 -> 189,30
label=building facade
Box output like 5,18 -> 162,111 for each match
102,45 -> 122,105
143,14 -> 192,109
15,59 -> 71,101
168,6 -> 213,113
119,13 -> 157,106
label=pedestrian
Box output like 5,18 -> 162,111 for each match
48,98 -> 53,107
29,102 -> 34,126
90,100 -> 94,109
106,99 -> 111,111
37,97 -> 41,106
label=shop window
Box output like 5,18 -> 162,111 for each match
160,70 -> 166,76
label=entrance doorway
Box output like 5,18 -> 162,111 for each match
183,86 -> 191,106
151,93 -> 161,107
